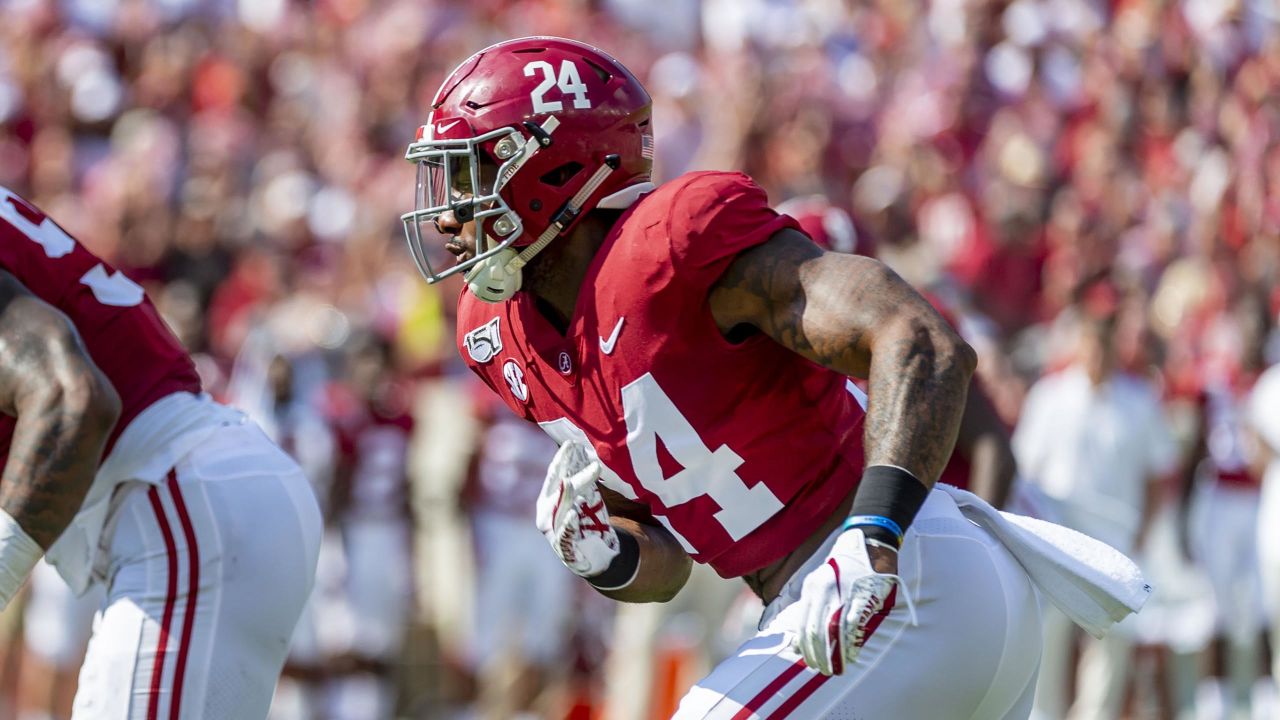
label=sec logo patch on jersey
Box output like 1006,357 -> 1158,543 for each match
464,317 -> 503,363
503,359 -> 528,402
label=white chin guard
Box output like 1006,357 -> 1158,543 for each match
464,247 -> 522,303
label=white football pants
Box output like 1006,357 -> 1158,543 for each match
72,422 -> 322,719
675,489 -> 1043,720
469,509 -> 575,668
1193,482 -> 1264,641
1259,465 -> 1280,691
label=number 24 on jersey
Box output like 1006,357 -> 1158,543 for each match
541,373 -> 783,553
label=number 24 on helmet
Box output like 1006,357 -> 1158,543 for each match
401,36 -> 655,303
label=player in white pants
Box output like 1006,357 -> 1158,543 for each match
71,413 -> 321,719
409,38 -> 1142,720
1249,362 -> 1280,696
0,188 -> 321,720
18,560 -> 103,719
470,510 -> 575,669
466,408 -> 576,717
674,489 -> 1042,719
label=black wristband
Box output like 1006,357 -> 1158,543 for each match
849,465 -> 930,545
587,530 -> 640,591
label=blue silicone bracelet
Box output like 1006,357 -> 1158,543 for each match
842,514 -> 905,544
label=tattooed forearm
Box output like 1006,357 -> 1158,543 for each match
0,275 -> 120,549
860,317 -> 974,483
710,228 -> 976,484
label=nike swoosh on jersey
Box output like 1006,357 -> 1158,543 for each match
599,317 -> 625,354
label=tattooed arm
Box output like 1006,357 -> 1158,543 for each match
0,271 -> 121,550
709,228 -> 976,486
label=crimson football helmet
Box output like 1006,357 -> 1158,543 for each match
402,36 -> 653,302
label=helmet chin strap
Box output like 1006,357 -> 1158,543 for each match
467,154 -> 620,304
464,247 -> 522,302
507,155 -> 620,271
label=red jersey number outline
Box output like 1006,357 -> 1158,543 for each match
540,372 -> 783,555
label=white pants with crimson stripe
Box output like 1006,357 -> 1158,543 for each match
71,422 -> 322,719
675,489 -> 1043,720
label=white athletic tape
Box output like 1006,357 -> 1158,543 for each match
0,507 -> 42,611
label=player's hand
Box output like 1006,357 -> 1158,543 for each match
791,529 -> 901,676
535,440 -> 620,577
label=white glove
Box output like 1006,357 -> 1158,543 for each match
535,441 -> 620,577
790,529 -> 911,675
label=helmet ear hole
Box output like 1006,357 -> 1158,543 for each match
540,162 -> 585,187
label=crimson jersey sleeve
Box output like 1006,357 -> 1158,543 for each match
664,172 -> 802,291
0,188 -> 200,459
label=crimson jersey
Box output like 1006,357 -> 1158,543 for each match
0,188 -> 200,464
473,412 -> 561,518
457,172 -> 866,578
332,390 -> 415,521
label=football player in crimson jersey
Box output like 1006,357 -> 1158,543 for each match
402,37 -> 1135,718
0,189 -> 321,719
1180,294 -> 1271,715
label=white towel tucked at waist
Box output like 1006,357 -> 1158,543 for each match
46,392 -> 248,594
937,483 -> 1151,638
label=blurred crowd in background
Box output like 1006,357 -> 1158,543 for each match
0,0 -> 1279,718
